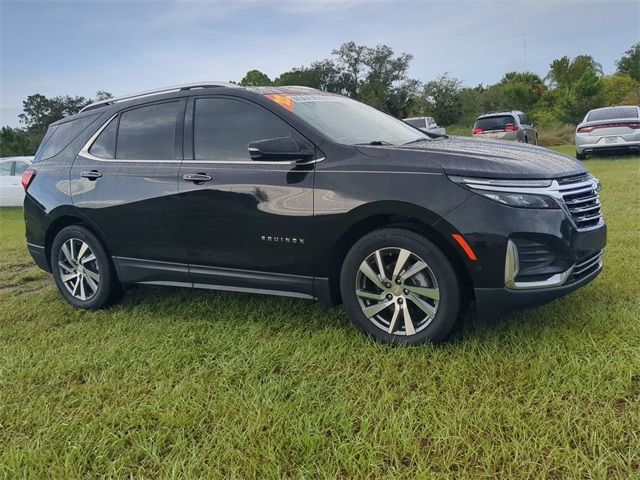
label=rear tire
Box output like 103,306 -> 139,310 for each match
51,225 -> 123,310
576,152 -> 587,160
340,229 -> 461,345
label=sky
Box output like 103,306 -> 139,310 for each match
1,0 -> 638,127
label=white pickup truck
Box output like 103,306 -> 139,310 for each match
403,116 -> 446,136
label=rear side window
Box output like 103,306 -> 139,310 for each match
474,115 -> 516,131
89,116 -> 118,159
0,161 -> 12,176
14,161 -> 30,176
405,118 -> 426,128
588,107 -> 638,122
518,114 -> 530,125
193,98 -> 293,161
116,102 -> 180,160
34,114 -> 100,162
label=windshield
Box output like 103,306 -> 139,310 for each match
262,92 -> 428,146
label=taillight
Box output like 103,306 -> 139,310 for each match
504,124 -> 519,132
578,122 -> 640,133
21,169 -> 36,191
472,128 -> 483,134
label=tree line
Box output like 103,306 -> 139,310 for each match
2,42 -> 638,157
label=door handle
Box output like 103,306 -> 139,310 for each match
81,170 -> 102,180
182,173 -> 212,183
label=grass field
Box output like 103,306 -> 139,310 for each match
1,147 -> 639,479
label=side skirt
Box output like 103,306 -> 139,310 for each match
112,256 -> 332,304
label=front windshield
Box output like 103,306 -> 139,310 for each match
264,92 -> 429,146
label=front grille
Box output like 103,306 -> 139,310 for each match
556,176 -> 603,230
571,251 -> 603,282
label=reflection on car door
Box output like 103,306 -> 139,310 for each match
177,95 -> 316,297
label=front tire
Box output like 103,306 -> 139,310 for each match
51,225 -> 122,310
340,229 -> 461,345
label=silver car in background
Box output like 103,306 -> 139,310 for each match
472,110 -> 537,144
404,116 -> 446,135
575,106 -> 640,159
0,156 -> 33,207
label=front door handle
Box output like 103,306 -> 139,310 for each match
182,173 -> 212,183
81,170 -> 102,180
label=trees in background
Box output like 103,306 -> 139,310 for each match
2,41 -> 639,157
1,92 -> 111,158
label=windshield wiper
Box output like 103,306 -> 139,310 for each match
402,137 -> 429,145
354,140 -> 395,146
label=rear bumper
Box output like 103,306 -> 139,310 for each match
474,259 -> 602,320
576,137 -> 640,154
27,242 -> 49,272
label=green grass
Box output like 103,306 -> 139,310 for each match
1,147 -> 639,479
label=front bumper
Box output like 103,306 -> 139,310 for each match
474,256 -> 602,319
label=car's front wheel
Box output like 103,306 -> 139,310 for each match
340,229 -> 461,345
51,225 -> 122,310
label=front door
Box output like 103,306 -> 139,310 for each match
177,95 -> 316,297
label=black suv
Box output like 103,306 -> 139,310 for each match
22,83 -> 606,345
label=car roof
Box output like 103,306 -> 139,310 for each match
477,110 -> 524,118
588,105 -> 639,113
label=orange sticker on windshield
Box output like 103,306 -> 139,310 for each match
266,94 -> 294,112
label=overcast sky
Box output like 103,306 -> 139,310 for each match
1,0 -> 638,127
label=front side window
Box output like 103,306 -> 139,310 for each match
194,98 -> 293,161
116,102 -> 180,160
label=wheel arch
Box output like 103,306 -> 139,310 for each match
44,214 -> 110,270
326,209 -> 474,308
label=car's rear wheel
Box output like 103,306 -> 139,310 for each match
51,225 -> 122,310
340,229 -> 461,345
576,152 -> 587,160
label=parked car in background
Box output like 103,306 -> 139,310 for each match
575,106 -> 640,160
22,83 -> 605,345
403,116 -> 446,135
0,156 -> 33,206
472,111 -> 537,144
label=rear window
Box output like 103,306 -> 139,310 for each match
474,115 -> 516,131
34,114 -> 100,162
588,107 -> 638,122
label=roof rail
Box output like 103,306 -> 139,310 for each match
80,81 -> 240,112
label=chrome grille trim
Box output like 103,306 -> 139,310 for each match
572,251 -> 603,277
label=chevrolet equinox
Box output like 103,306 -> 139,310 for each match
22,83 -> 606,345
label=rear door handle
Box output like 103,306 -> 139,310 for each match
81,170 -> 102,180
182,173 -> 212,183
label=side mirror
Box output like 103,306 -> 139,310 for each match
248,136 -> 314,162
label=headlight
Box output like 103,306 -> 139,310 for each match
474,190 -> 559,208
449,175 -> 560,209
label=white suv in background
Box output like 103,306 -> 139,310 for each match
575,106 -> 640,160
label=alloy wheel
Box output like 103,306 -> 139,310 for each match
355,247 -> 440,336
57,238 -> 100,301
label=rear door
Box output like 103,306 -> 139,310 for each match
177,94 -> 316,297
71,99 -> 190,284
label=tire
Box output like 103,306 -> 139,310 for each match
51,225 -> 123,310
524,136 -> 529,144
340,228 -> 461,345
576,152 -> 587,160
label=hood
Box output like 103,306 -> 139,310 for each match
357,136 -> 587,180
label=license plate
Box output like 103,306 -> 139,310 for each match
605,137 -> 619,144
